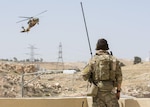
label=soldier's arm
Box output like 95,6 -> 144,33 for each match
82,56 -> 96,81
115,61 -> 122,91
82,64 -> 91,81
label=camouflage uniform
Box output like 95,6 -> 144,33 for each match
82,50 -> 122,107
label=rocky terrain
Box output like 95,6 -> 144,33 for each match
0,60 -> 150,98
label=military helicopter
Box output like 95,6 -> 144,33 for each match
17,10 -> 47,33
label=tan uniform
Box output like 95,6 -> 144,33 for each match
82,50 -> 122,107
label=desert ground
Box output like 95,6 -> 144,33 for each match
0,59 -> 150,98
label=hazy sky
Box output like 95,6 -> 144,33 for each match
0,0 -> 150,62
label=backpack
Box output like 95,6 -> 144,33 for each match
91,54 -> 116,81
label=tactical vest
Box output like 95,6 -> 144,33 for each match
91,54 -> 116,82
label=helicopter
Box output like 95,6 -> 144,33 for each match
17,10 -> 47,33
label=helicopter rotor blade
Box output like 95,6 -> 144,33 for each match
16,10 -> 47,23
19,16 -> 33,19
16,18 -> 30,23
33,10 -> 47,17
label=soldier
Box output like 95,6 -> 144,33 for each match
82,38 -> 122,107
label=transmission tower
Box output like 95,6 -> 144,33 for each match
56,42 -> 64,70
26,44 -> 38,62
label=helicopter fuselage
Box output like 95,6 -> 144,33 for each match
28,18 -> 39,28
20,18 -> 39,32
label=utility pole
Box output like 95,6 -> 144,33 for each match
21,44 -> 39,97
56,42 -> 64,70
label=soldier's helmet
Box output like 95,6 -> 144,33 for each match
96,38 -> 109,50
